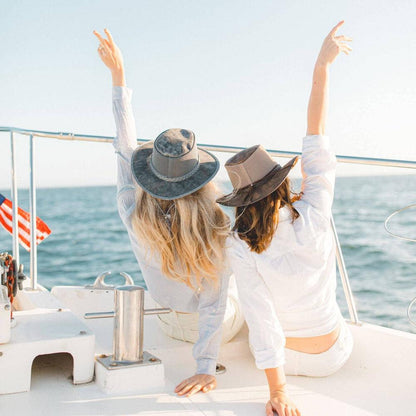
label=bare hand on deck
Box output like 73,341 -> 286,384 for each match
175,373 -> 217,397
267,391 -> 301,416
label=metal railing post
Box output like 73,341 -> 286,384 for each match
331,215 -> 360,324
29,134 -> 37,289
10,131 -> 19,266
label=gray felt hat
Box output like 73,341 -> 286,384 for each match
131,128 -> 219,200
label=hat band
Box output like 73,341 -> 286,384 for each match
149,156 -> 200,183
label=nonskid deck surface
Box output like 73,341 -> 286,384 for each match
1,289 -> 416,416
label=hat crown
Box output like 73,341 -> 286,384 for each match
154,129 -> 195,157
225,145 -> 278,190
150,128 -> 200,183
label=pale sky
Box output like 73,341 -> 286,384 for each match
1,0 -> 416,189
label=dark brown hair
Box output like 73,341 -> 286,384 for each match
233,178 -> 300,253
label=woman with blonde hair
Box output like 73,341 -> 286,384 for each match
217,21 -> 353,416
94,29 -> 243,397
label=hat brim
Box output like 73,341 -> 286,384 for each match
131,141 -> 220,200
216,156 -> 299,207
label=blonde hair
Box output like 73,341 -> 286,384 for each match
132,183 -> 230,289
233,178 -> 300,254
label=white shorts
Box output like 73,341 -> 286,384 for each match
156,280 -> 245,345
284,319 -> 353,377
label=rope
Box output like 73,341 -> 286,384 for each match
384,203 -> 416,327
384,203 -> 416,242
407,297 -> 416,327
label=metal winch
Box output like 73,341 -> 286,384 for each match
0,252 -> 27,343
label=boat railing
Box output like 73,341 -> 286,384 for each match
2,126 -> 416,326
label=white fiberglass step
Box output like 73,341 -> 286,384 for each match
0,288 -> 95,395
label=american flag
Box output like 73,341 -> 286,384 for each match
0,193 -> 51,251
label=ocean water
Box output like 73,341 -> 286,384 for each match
1,175 -> 416,334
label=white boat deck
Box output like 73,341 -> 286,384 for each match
1,287 -> 416,416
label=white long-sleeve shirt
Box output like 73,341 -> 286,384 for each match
112,86 -> 229,375
226,135 -> 341,370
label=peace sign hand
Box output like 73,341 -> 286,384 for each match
93,28 -> 124,75
316,21 -> 352,67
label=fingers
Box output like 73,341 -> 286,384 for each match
277,404 -> 285,416
93,30 -> 106,46
97,47 -> 105,58
97,45 -> 109,60
187,384 -> 203,397
267,402 -> 286,416
174,378 -> 190,393
93,30 -> 112,54
188,378 -> 216,396
265,401 -> 274,416
338,42 -> 352,50
340,44 -> 352,55
176,381 -> 195,396
335,35 -> 352,42
330,20 -> 344,36
175,375 -> 216,397
202,382 -> 215,393
288,407 -> 301,416
266,401 -> 300,416
104,28 -> 115,47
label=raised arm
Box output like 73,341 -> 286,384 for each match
307,21 -> 352,135
94,29 -> 136,154
94,29 -> 137,222
299,22 -> 352,222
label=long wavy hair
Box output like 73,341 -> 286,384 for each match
131,182 -> 230,289
233,178 -> 300,254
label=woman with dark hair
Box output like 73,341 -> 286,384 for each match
217,21 -> 353,416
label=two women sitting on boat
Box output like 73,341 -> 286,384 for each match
94,20 -> 353,416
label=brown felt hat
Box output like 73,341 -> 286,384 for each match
216,145 -> 298,207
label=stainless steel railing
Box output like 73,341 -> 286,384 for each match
3,126 -> 416,324
3,126 -> 416,168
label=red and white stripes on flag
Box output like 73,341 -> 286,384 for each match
0,193 -> 51,251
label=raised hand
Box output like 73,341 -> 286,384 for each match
316,20 -> 352,67
93,28 -> 125,86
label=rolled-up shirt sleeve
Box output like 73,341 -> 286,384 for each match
300,135 -> 337,221
228,237 -> 286,369
112,86 -> 138,224
193,271 -> 230,375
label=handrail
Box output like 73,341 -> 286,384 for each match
2,126 -> 416,169
3,126 -> 416,325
